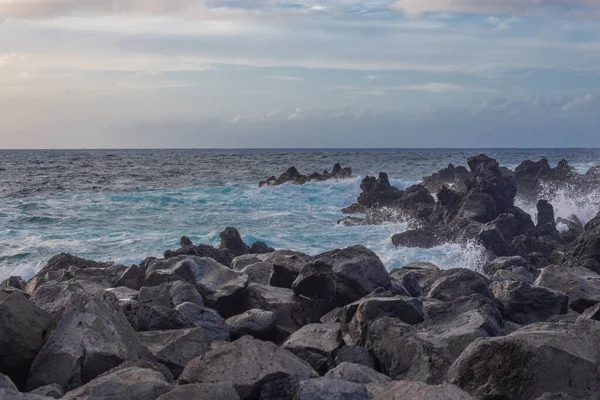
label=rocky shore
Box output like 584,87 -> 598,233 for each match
259,163 -> 352,187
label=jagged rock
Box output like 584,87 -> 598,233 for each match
536,200 -> 558,235
563,211 -> 600,274
390,263 -> 441,288
179,336 -> 318,399
0,292 -> 52,389
30,281 -> 101,320
334,346 -> 377,369
29,384 -> 63,399
292,245 -> 391,307
534,394 -> 576,400
245,283 -> 324,342
104,286 -> 139,303
260,164 -> 351,187
220,227 -> 250,257
491,281 -> 568,324
427,269 -> 493,301
231,254 -> 265,270
325,362 -> 392,396
375,380 -> 475,400
137,328 -> 209,378
579,302 -> 600,321
238,262 -> 272,285
0,390 -> 55,399
392,229 -> 443,249
226,309 -> 277,341
60,366 -> 172,400
0,373 -> 18,391
116,264 -> 146,290
447,320 -> 600,400
366,317 -> 449,384
422,163 -> 472,193
557,215 -> 584,236
293,378 -> 370,400
138,281 -> 203,308
180,236 -> 194,247
482,255 -> 531,275
282,323 -> 343,374
249,241 -> 275,255
122,301 -> 192,332
2,276 -> 26,290
144,256 -> 248,318
258,376 -> 300,400
164,244 -> 235,268
157,383 -> 240,400
27,290 -> 153,391
534,265 -> 600,312
340,296 -> 424,346
493,266 -> 535,284
173,302 -> 230,342
267,251 -> 312,288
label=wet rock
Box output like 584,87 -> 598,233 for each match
137,328 -> 209,378
282,323 -> 343,374
292,245 -> 391,307
536,200 -> 559,236
293,378 -> 370,400
427,268 -> 493,301
390,263 -> 441,288
226,309 -> 277,341
2,276 -> 26,291
259,164 -> 351,187
179,335 -> 318,399
375,381 -> 475,400
29,384 -> 63,399
534,265 -> 600,312
556,215 -> 584,236
388,270 -> 424,297
158,383 -> 240,400
60,366 -> 171,400
144,256 -> 248,318
482,255 -> 531,275
220,227 -> 250,257
447,320 -> 600,400
0,390 -> 54,399
334,346 -> 377,369
249,241 -> 275,255
491,281 -> 568,324
27,290 -> 153,391
493,266 -> 535,284
164,245 -> 235,268
0,292 -> 52,389
180,236 -> 194,247
392,229 -> 444,249
138,281 -> 204,308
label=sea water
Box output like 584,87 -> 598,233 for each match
1,148 -> 600,281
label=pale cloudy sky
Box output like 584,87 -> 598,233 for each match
0,0 -> 599,148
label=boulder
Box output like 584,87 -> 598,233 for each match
563,211 -> 600,274
179,336 -> 318,399
493,266 -> 535,284
0,373 -> 18,391
292,245 -> 391,307
267,251 -> 312,289
282,323 -> 343,374
0,292 -> 52,388
173,302 -> 230,342
231,254 -> 266,270
427,269 -> 493,301
2,276 -> 26,291
579,302 -> 600,321
137,328 -> 209,378
392,230 -> 443,249
157,383 -> 240,400
245,283 -> 324,342
116,264 -> 146,290
536,200 -> 558,235
27,290 -> 153,391
144,256 -> 248,318
390,263 -> 440,288
60,366 -> 171,400
491,281 -> 568,324
0,390 -> 55,399
226,309 -> 277,341
484,256 -> 530,275
104,286 -> 139,303
534,265 -> 600,312
325,362 -> 391,396
180,236 -> 194,247
220,227 -> 250,257
122,301 -> 192,332
388,270 -> 424,298
447,319 -> 600,400
334,346 -> 377,369
375,381 -> 475,400
29,384 -> 63,399
138,281 -> 204,308
239,262 -> 272,285
293,378 -> 370,400
164,244 -> 235,268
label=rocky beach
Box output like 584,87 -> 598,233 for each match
2,153 -> 600,399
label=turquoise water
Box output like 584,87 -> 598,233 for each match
1,149 -> 599,280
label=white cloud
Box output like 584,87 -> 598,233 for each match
487,16 -> 519,30
262,75 -> 303,82
365,74 -> 378,80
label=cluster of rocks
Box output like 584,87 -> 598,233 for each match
341,154 -> 590,270
259,163 -> 352,187
3,222 -> 600,399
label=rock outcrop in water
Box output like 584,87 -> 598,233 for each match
4,220 -> 600,399
259,163 -> 352,187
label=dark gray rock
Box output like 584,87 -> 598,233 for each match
491,281 -> 568,324
534,265 -> 600,312
239,262 -> 272,285
579,302 -> 600,321
164,244 -> 235,268
325,362 -> 391,396
293,378 -> 370,400
231,254 -> 265,271
104,286 -> 139,303
29,384 -> 63,399
249,241 -> 275,255
375,380 -> 475,400
292,245 -> 391,307
563,210 -> 600,274
220,227 -> 250,257
116,264 -> 146,290
0,373 -> 17,391
226,309 -> 277,341
60,366 -> 171,400
179,335 -> 318,399
447,319 -> 600,400
27,290 -> 153,391
174,302 -> 230,342
138,281 -> 203,308
0,292 -> 52,389
482,255 -> 531,275
2,276 -> 26,291
180,236 -> 194,247
390,262 -> 441,289
392,229 -> 443,249
266,251 -> 312,289
282,323 -> 343,374
0,390 -> 55,399
388,270 -> 424,297
334,346 -> 377,369
493,266 -> 535,284
137,328 -> 209,378
427,268 -> 492,301
158,383 -> 241,400
122,301 -> 192,332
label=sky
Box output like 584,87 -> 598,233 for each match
1,0 -> 599,148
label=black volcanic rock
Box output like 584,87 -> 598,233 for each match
260,164 -> 351,187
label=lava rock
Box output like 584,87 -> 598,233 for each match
491,281 -> 568,324
157,383 -> 240,400
334,346 -> 377,369
226,309 -> 277,341
534,265 -> 600,312
138,281 -> 204,308
427,268 -> 493,302
282,323 -> 343,374
375,380 -> 475,400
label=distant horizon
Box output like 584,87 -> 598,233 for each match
2,147 -> 600,151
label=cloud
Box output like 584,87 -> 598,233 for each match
262,75 -> 303,81
487,16 -> 519,30
365,75 -> 378,80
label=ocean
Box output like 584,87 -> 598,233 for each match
2,148 -> 600,281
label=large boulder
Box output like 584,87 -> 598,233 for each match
392,229 -> 444,249
325,362 -> 392,396
491,281 -> 568,324
238,262 -> 272,285
157,383 -> 240,400
292,245 -> 391,307
0,390 -> 55,400
447,319 -> 600,400
0,292 -> 52,388
375,381 -> 474,400
293,378 -> 370,400
163,244 -> 235,268
219,227 -> 250,257
179,336 -> 318,399
27,290 -> 153,391
60,366 -> 171,400
268,251 -> 312,289
282,323 -> 343,374
122,301 -> 193,332
427,269 -> 493,301
173,302 -> 230,342
137,328 -> 210,378
137,281 -> 204,308
226,309 -> 277,341
334,346 -> 377,369
144,256 -> 248,318
534,265 -> 600,312
563,211 -> 600,274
